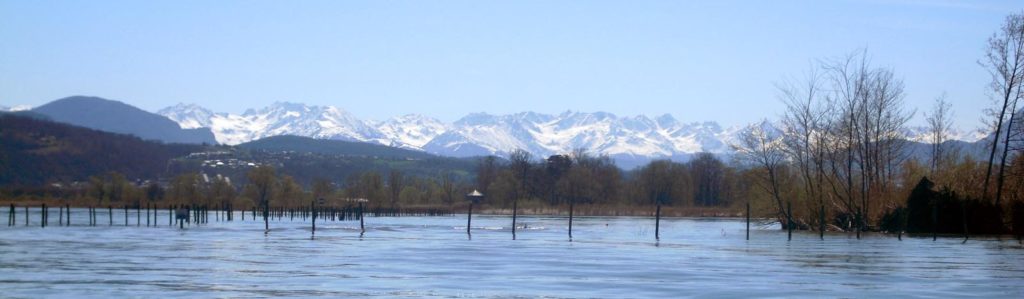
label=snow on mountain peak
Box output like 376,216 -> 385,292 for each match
158,102 -> 382,145
375,114 -> 449,148
156,102 -> 987,167
0,104 -> 31,112
157,103 -> 216,129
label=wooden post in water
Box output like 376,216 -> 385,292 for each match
465,191 -> 484,237
897,208 -> 903,241
66,204 -> 70,226
136,203 -> 140,227
746,201 -> 750,241
311,199 -> 318,236
855,213 -> 861,240
9,204 -> 14,226
59,205 -> 64,226
25,206 -> 28,226
41,204 -> 46,227
961,201 -> 969,244
263,203 -> 269,234
124,205 -> 128,226
512,200 -> 517,240
146,203 -> 150,227
466,202 -> 473,235
108,206 -> 113,226
819,204 -> 825,240
655,204 -> 661,240
568,198 -> 574,240
359,201 -> 365,233
787,201 -> 793,241
932,201 -> 938,241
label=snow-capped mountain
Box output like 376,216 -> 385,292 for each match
420,111 -> 741,160
159,102 -> 387,146
157,102 -> 986,167
158,103 -> 745,164
374,114 -> 449,149
901,126 -> 987,144
157,103 -> 215,129
0,104 -> 32,112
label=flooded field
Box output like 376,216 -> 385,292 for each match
1,208 -> 1022,298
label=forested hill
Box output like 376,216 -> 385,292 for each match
238,135 -> 437,159
220,135 -> 479,186
0,114 -> 205,186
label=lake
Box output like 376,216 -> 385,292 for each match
1,208 -> 1022,298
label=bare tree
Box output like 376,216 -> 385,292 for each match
733,122 -> 789,224
312,178 -> 334,203
637,160 -> 677,239
981,12 -> 1024,205
817,50 -> 911,235
508,149 -> 532,235
778,67 -> 833,232
347,171 -> 385,207
926,93 -> 954,174
996,84 -> 1024,205
476,156 -> 499,195
246,166 -> 276,233
558,162 -> 594,239
387,170 -> 404,208
690,153 -> 727,207
209,176 -> 236,212
544,154 -> 573,205
440,170 -> 456,206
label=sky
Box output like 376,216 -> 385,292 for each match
1,0 -> 1022,128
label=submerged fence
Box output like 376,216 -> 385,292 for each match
4,202 -> 1024,244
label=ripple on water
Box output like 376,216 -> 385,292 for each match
0,210 -> 1022,298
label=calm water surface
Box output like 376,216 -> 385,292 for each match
1,208 -> 1022,298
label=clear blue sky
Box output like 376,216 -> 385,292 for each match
1,1 -> 1021,128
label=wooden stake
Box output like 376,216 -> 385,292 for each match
655,204 -> 661,240
932,201 -> 938,241
962,201 -> 969,244
820,204 -> 825,240
787,201 -> 793,241
746,201 -> 750,241
512,200 -> 517,240
568,198 -> 574,240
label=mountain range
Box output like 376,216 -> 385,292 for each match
156,101 -> 987,167
156,102 -> 749,163
2,97 -> 989,169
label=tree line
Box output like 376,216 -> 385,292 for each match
733,12 -> 1024,235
